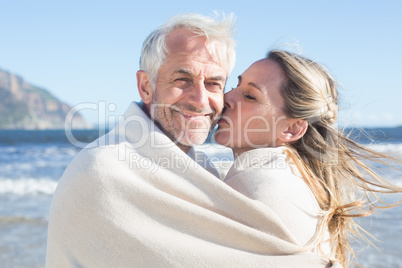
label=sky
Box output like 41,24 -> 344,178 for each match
1,0 -> 402,128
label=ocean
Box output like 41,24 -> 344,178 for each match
0,128 -> 401,268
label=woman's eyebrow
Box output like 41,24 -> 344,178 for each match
238,75 -> 262,91
248,82 -> 262,91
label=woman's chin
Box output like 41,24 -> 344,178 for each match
213,132 -> 232,148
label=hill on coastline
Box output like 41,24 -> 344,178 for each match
0,68 -> 92,129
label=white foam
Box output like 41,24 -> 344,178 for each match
388,178 -> 402,188
0,178 -> 58,195
366,143 -> 402,154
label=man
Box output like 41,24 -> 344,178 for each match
135,13 -> 235,173
138,16 -> 234,153
46,13 -> 337,268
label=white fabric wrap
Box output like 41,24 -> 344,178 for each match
46,102 -> 339,268
224,147 -> 332,254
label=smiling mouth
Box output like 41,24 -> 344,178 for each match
173,109 -> 212,120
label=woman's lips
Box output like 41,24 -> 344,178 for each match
218,118 -> 229,126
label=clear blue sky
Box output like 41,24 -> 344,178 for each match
1,0 -> 401,127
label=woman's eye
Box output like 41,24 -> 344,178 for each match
245,94 -> 256,100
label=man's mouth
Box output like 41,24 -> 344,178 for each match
173,108 -> 212,121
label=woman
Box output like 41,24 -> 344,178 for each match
214,49 -> 402,267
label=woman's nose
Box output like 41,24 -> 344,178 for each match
223,89 -> 235,109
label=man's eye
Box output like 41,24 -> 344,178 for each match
206,82 -> 222,91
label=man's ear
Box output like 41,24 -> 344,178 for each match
279,119 -> 308,143
136,70 -> 153,105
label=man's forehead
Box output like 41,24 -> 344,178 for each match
166,29 -> 206,54
165,29 -> 228,73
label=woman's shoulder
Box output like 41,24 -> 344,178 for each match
224,147 -> 316,204
225,147 -> 286,177
223,147 -> 321,246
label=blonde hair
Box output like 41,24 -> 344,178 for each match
267,49 -> 402,267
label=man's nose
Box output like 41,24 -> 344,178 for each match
189,82 -> 209,109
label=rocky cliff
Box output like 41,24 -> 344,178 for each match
0,69 -> 92,129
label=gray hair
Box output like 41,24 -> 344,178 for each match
140,12 -> 236,89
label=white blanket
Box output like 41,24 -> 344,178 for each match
46,102 -> 338,267
223,147 -> 332,255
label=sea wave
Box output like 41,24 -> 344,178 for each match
0,178 -> 58,195
0,215 -> 47,224
2,160 -> 70,173
366,143 -> 402,154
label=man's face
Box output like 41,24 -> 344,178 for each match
148,29 -> 227,150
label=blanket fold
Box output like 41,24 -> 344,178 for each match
46,102 -> 339,268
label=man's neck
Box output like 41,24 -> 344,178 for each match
141,102 -> 150,117
177,144 -> 191,154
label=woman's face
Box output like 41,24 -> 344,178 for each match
214,58 -> 293,156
